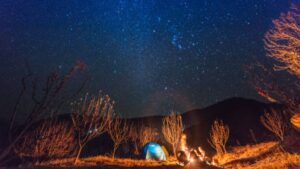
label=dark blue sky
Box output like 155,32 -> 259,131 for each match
0,0 -> 294,117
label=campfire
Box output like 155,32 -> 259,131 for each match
177,134 -> 210,166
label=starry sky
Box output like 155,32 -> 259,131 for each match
0,0 -> 295,118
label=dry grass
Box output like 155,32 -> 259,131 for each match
212,141 -> 300,169
36,156 -> 178,168
28,141 -> 300,169
213,141 -> 278,165
227,151 -> 300,169
84,156 -> 178,167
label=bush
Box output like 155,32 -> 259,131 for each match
15,119 -> 76,161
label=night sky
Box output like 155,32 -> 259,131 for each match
0,0 -> 295,118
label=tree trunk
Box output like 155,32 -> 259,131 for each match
112,144 -> 119,158
172,144 -> 177,159
134,143 -> 139,155
74,145 -> 83,164
222,145 -> 226,154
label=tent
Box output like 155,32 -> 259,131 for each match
142,142 -> 167,160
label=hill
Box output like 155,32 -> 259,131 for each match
183,97 -> 285,154
82,97 -> 285,157
1,97 -> 287,158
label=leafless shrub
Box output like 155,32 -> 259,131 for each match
71,93 -> 114,164
108,115 -> 130,158
261,109 -> 287,142
14,119 -> 76,161
208,119 -> 230,155
138,125 -> 159,149
162,111 -> 183,157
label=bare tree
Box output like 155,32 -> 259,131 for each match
138,125 -> 159,149
247,4 -> 300,131
14,119 -> 76,161
0,61 -> 87,164
246,62 -> 299,109
162,111 -> 183,157
129,124 -> 159,155
108,115 -> 130,158
264,4 -> 300,77
128,124 -> 140,155
71,93 -> 114,164
208,120 -> 230,155
264,4 -> 300,129
261,109 -> 287,142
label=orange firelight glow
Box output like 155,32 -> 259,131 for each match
180,134 -> 206,163
180,134 -> 188,152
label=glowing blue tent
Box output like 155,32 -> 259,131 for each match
142,142 -> 167,160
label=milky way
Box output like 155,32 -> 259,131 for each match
0,0 -> 293,117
